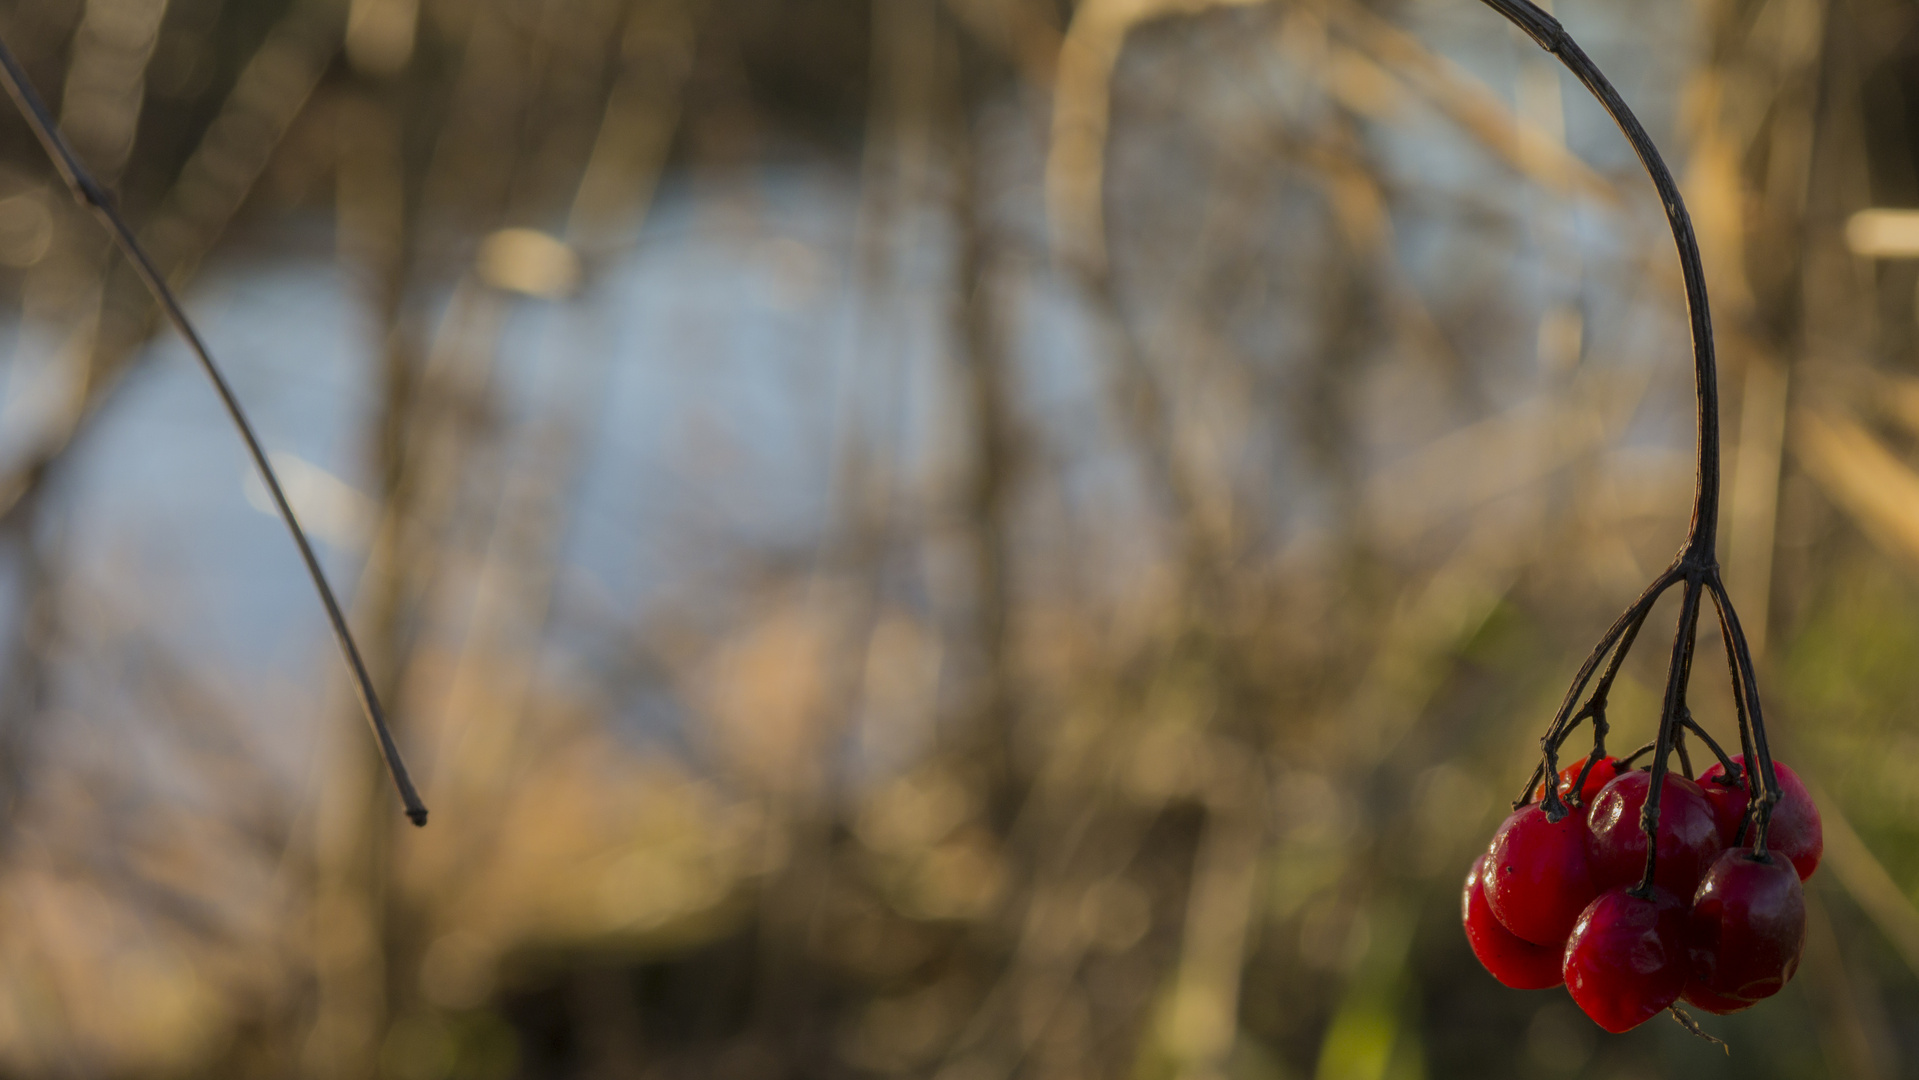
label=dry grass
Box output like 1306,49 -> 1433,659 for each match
0,0 -> 1913,1076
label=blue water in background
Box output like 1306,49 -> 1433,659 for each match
3,0 -> 1699,771
45,172 -> 879,752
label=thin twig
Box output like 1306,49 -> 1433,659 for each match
1668,1005 -> 1728,1051
1706,583 -> 1760,846
1637,577 -> 1703,897
0,37 -> 428,826
1537,585 -> 1660,806
1471,0 -> 1788,898
1616,740 -> 1657,769
1681,710 -> 1740,779
1520,566 -> 1680,815
1708,577 -> 1779,852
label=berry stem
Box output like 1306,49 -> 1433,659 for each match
1680,710 -> 1741,782
1565,748 -> 1602,808
1518,568 -> 1677,814
1635,577 -> 1703,898
1708,578 -> 1782,854
1616,741 -> 1657,769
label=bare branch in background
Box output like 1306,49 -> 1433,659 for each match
0,26 -> 428,826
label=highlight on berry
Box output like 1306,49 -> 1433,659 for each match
1465,756 -> 1820,1031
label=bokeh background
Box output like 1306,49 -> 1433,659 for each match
0,0 -> 1913,1075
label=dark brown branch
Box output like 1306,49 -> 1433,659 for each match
1680,710 -> 1740,781
1634,578 -> 1703,897
0,37 -> 428,826
1520,565 -> 1679,816
1478,0 -> 1720,561
1616,741 -> 1657,769
1707,578 -> 1780,853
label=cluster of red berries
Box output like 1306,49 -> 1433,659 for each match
1462,753 -> 1823,1032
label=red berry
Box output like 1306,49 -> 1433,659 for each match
1686,848 -> 1805,1004
1557,755 -> 1625,806
1563,886 -> 1690,1033
1485,803 -> 1598,946
1462,854 -> 1565,989
1680,982 -> 1755,1015
1587,770 -> 1723,897
1698,757 -> 1823,880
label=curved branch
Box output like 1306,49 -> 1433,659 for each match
0,38 -> 428,826
1476,0 -> 1721,562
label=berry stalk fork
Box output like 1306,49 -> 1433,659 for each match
0,37 -> 428,827
1474,0 -> 1781,888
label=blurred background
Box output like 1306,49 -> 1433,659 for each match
0,0 -> 1913,1075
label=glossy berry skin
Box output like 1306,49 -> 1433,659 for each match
1680,982 -> 1756,1015
1557,755 -> 1625,806
1563,886 -> 1690,1033
1462,855 -> 1564,989
1699,757 -> 1823,880
1686,848 -> 1805,1005
1587,770 -> 1723,897
1485,804 -> 1597,946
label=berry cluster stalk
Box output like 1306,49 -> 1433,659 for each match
0,39 -> 428,827
1477,0 -> 1779,889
